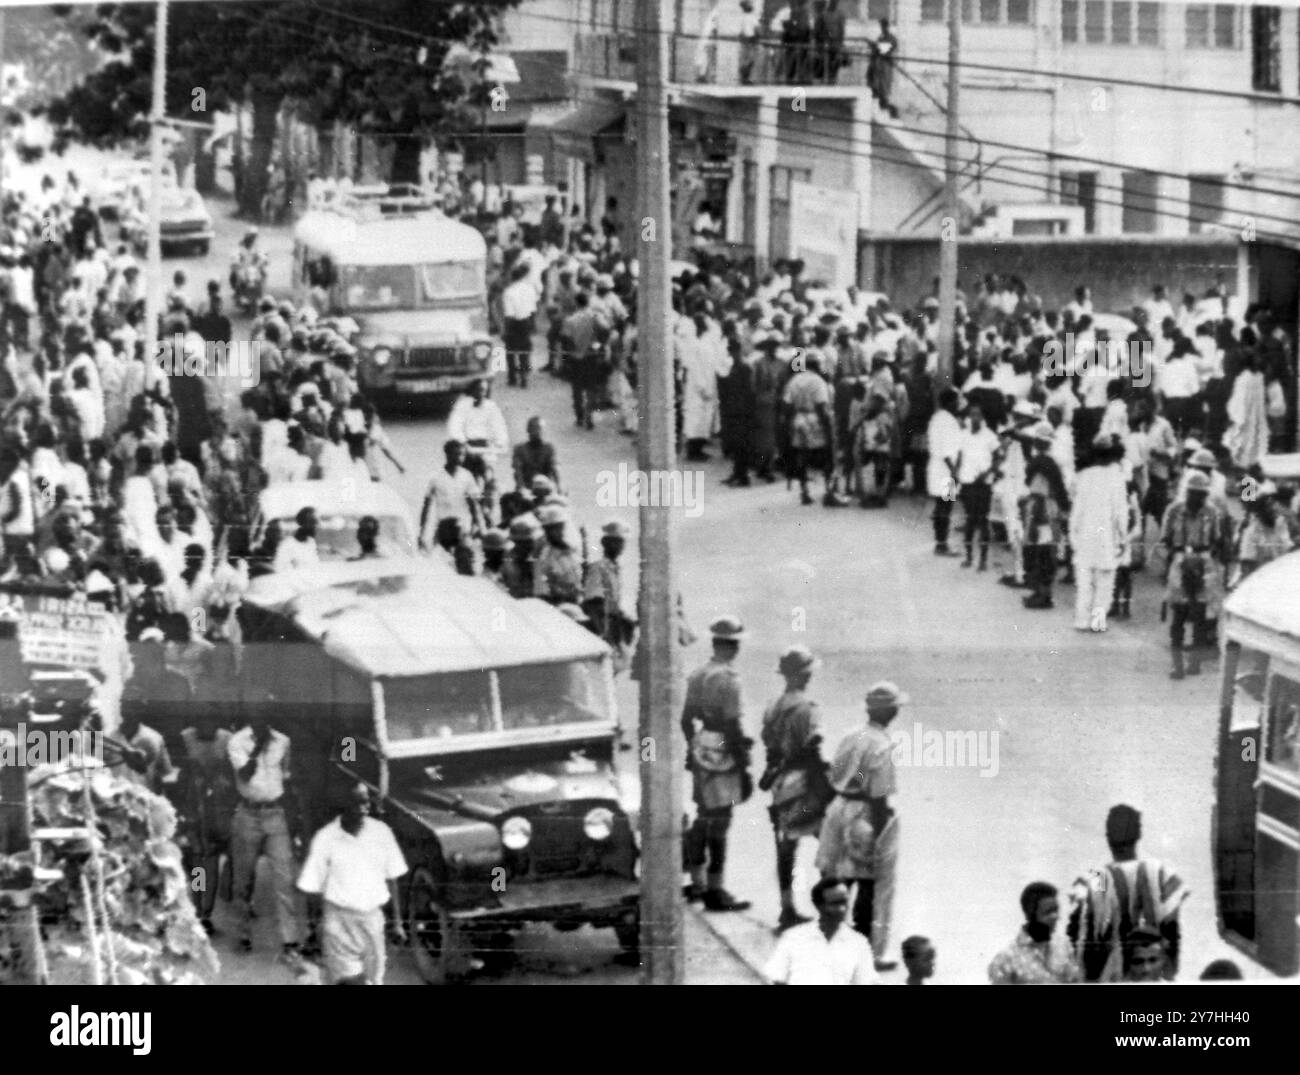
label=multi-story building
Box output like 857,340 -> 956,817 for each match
547,0 -> 1299,320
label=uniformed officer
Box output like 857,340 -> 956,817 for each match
480,528 -> 509,587
760,645 -> 831,932
500,513 -> 540,599
1160,469 -> 1228,679
816,680 -> 906,972
582,520 -> 635,673
533,504 -> 584,604
681,615 -> 753,912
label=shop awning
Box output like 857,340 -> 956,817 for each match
538,100 -> 625,160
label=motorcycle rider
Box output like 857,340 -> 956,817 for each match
230,228 -> 269,312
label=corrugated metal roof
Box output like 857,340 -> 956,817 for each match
1224,550 -> 1300,641
245,559 -> 607,678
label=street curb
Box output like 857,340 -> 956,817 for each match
685,903 -> 770,984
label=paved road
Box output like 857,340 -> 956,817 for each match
20,152 -> 1271,984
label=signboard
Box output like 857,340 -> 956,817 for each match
0,592 -> 115,672
789,181 -> 860,289
697,159 -> 735,181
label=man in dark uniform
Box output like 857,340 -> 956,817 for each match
500,513 -> 541,599
681,616 -> 753,912
761,645 -> 831,931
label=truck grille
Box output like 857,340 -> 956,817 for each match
502,807 -> 612,881
407,346 -> 463,369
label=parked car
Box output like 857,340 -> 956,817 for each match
236,559 -> 641,982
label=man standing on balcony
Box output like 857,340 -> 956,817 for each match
814,0 -> 846,85
868,18 -> 898,119
694,1 -> 721,84
738,0 -> 761,85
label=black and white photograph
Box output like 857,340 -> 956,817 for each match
0,0 -> 1297,1023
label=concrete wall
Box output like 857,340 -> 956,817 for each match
861,235 -> 1240,316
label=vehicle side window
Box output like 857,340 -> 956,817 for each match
306,255 -> 335,288
1228,644 -> 1269,732
1265,672 -> 1300,775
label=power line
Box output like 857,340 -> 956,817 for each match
168,3 -> 1300,240
296,1 -> 1300,206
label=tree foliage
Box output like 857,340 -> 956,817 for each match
43,0 -> 521,202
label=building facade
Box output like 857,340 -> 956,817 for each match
547,0 -> 1299,317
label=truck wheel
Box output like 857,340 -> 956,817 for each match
407,866 -> 461,985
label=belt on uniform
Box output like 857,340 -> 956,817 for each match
238,797 -> 283,810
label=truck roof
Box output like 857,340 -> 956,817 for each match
294,207 -> 487,266
244,558 -> 608,677
1223,550 -> 1300,643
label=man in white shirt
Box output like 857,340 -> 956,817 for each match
447,378 -> 509,484
1157,340 -> 1201,437
272,507 -> 320,573
1143,284 -> 1174,331
419,440 -> 482,549
228,714 -> 302,961
925,387 -> 963,555
501,262 -> 539,388
765,878 -> 878,985
953,405 -> 1001,570
298,783 -> 408,985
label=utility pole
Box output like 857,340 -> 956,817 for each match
635,0 -> 683,986
143,0 -> 169,377
0,7 -> 7,201
935,0 -> 961,393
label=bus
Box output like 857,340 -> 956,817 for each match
292,185 -> 499,402
1214,549 -> 1300,976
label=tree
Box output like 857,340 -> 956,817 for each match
43,0 -> 520,218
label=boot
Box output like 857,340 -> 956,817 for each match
1186,650 -> 1202,676
961,544 -> 973,568
977,546 -> 989,572
1170,647 -> 1186,680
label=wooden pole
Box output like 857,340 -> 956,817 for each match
143,0 -> 169,377
635,0 -> 683,985
935,0 -> 961,394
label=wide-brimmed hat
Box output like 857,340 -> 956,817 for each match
866,680 -> 909,710
1189,448 -> 1216,470
538,504 -> 569,526
481,528 -> 510,551
778,645 -> 818,675
1185,470 -> 1211,492
709,615 -> 745,641
508,514 -> 542,540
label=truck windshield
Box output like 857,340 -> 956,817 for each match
384,671 -> 494,740
498,659 -> 608,730
339,265 -> 416,310
420,261 -> 484,301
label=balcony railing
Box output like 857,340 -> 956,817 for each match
574,32 -> 870,90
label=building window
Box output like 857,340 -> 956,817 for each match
955,0 -> 1032,23
1188,174 -> 1227,234
1187,5 -> 1238,49
1111,1 -> 1131,43
921,0 -> 946,22
1252,7 -> 1281,91
1136,2 -> 1160,44
1059,170 -> 1098,234
1062,0 -> 1158,44
866,0 -> 894,22
1122,171 -> 1159,234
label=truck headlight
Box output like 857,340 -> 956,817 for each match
584,807 -> 615,842
501,816 -> 532,851
474,341 -> 492,362
370,347 -> 392,368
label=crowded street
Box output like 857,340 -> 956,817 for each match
2,0 -> 1299,1001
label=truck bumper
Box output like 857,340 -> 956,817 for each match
448,875 -> 639,926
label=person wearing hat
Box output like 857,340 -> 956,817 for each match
1176,445 -> 1229,516
533,503 -> 583,605
1021,421 -> 1070,609
681,615 -> 754,912
582,520 -> 635,671
992,400 -> 1040,589
1234,479 -> 1293,584
479,528 -> 511,586
783,351 -> 844,506
751,332 -> 787,482
511,416 -> 561,500
500,513 -> 541,599
1067,804 -> 1186,982
1159,465 -> 1228,678
816,681 -> 907,971
760,645 -> 833,932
